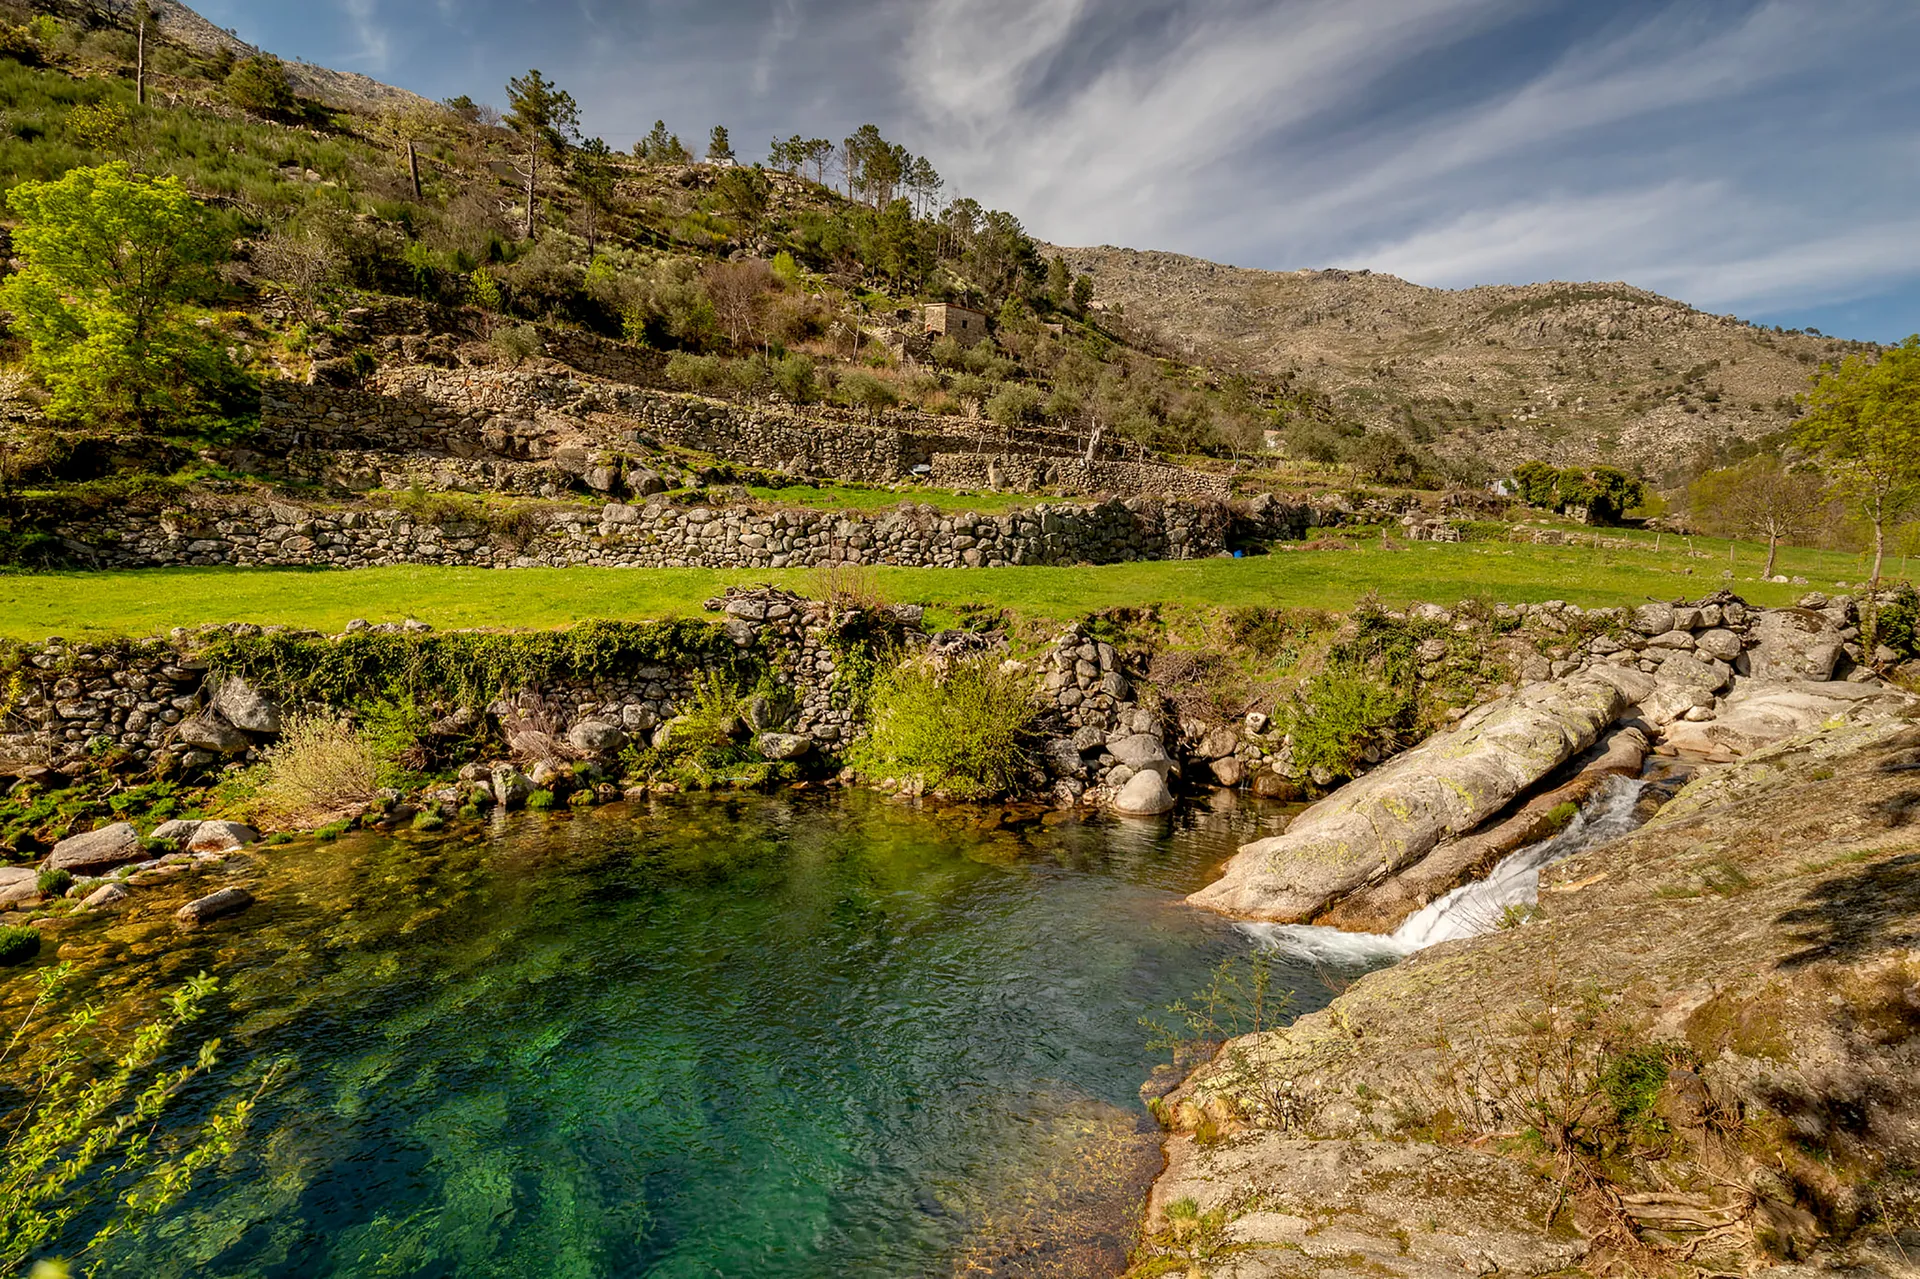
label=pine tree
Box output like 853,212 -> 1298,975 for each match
708,124 -> 734,162
504,69 -> 580,239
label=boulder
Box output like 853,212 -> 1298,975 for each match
745,692 -> 794,732
149,819 -> 204,845
1693,628 -> 1744,662
187,821 -> 259,853
0,867 -> 39,908
755,732 -> 814,761
1632,602 -> 1675,635
44,822 -> 145,874
210,676 -> 281,734
1209,756 -> 1245,788
1069,725 -> 1108,754
1108,733 -> 1172,779
566,720 -> 626,755
1189,668 -> 1651,922
83,883 -> 129,908
176,887 -> 253,927
1748,608 -> 1845,681
176,715 -> 251,754
1199,725 -> 1241,760
491,765 -> 532,809
1656,651 -> 1729,693
1111,768 -> 1176,816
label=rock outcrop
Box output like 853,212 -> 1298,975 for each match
1145,717 -> 1920,1278
1188,667 -> 1651,921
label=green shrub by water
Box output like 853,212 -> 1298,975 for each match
0,925 -> 40,964
852,655 -> 1037,799
1280,664 -> 1413,786
526,789 -> 558,811
35,868 -> 71,897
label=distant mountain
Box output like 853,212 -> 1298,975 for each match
1051,245 -> 1867,480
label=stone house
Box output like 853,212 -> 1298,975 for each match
923,303 -> 989,347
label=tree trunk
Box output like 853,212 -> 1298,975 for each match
405,137 -> 421,199
1763,530 -> 1779,580
135,15 -> 146,106
525,144 -> 538,239
1871,513 -> 1886,590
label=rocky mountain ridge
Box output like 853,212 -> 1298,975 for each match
1052,245 -> 1870,480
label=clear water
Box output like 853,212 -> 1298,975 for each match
23,790 -> 1336,1278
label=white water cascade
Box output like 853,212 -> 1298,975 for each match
1241,775 -> 1650,968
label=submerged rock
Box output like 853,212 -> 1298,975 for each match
1190,667 -> 1652,922
176,887 -> 254,927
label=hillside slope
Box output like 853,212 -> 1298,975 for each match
1054,245 -> 1869,479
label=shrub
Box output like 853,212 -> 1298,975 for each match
490,322 -> 541,367
1874,582 -> 1919,660
0,925 -> 40,965
34,868 -> 71,898
645,671 -> 751,787
251,713 -> 379,827
525,789 -> 558,811
665,352 -> 726,391
1279,664 -> 1412,785
852,655 -> 1037,799
225,55 -> 294,116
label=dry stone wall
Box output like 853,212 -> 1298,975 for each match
252,369 -> 1225,499
0,589 -> 869,776
67,495 -> 1232,571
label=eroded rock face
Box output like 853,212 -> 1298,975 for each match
1660,679 -> 1916,763
1188,667 -> 1651,922
1747,608 -> 1846,681
45,822 -> 144,873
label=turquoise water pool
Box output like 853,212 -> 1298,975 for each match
32,791 -> 1336,1277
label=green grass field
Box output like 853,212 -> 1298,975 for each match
0,536 -> 1882,641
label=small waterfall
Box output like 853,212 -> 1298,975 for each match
1242,775 -> 1649,967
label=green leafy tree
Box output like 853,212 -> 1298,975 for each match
1686,455 -> 1829,579
0,965 -> 282,1272
224,54 -> 293,116
504,69 -> 580,239
0,163 -> 234,430
1797,336 -> 1920,588
707,124 -> 733,162
714,166 -> 769,228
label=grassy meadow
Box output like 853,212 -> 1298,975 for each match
1,534 -> 1881,642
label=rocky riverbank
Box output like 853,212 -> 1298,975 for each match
1134,613 -> 1920,1275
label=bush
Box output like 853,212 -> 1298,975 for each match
852,655 -> 1037,799
665,352 -> 726,391
225,55 -> 294,116
1280,664 -> 1412,786
0,925 -> 40,965
34,868 -> 71,898
251,713 -> 379,827
646,671 -> 751,786
490,323 -> 541,367
1874,582 -> 1919,660
525,789 -> 558,811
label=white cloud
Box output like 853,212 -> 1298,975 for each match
882,0 -> 1918,330
340,0 -> 391,71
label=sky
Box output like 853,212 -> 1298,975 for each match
191,0 -> 1920,342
